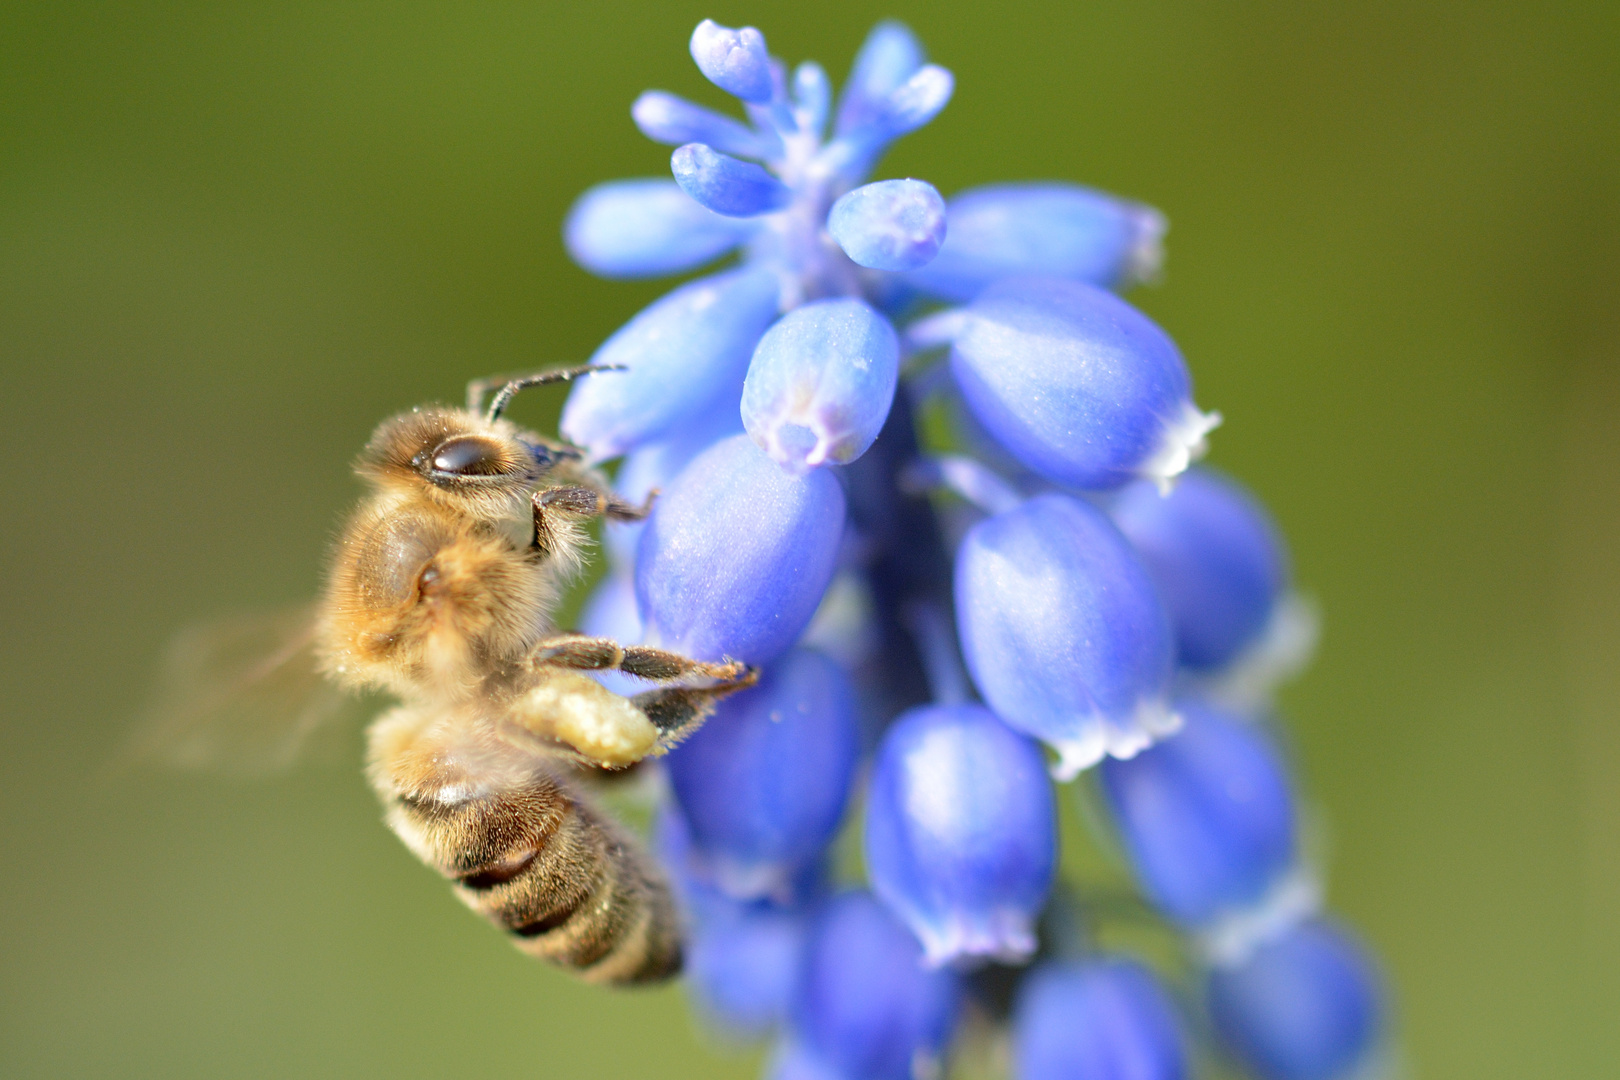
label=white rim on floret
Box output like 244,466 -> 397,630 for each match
1140,401 -> 1223,495
1048,697 -> 1183,782
1190,591 -> 1322,715
1195,865 -> 1324,969
914,906 -> 1039,970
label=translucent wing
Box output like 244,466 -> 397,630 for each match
125,604 -> 360,775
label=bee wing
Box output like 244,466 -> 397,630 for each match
124,603 -> 361,775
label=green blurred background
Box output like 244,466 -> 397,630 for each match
2,2 -> 1616,1076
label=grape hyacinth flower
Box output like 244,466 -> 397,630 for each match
556,16 -> 1394,1079
1013,958 -> 1191,1080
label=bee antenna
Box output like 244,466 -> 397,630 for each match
479,365 -> 628,422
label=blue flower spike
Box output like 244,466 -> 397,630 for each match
1110,467 -> 1290,673
1098,699 -> 1299,929
955,493 -> 1179,780
1013,958 -> 1191,1080
560,19 -> 1394,1077
905,182 -> 1166,302
790,891 -> 960,1080
950,277 -> 1221,491
828,179 -> 947,271
865,703 -> 1056,967
690,20 -> 776,103
560,267 -> 780,459
741,298 -> 901,474
636,433 -> 846,665
1207,918 -> 1385,1080
563,178 -> 752,279
667,648 -> 860,899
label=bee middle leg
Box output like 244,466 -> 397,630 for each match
529,634 -> 752,686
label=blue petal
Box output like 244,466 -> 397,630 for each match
835,22 -> 925,137
560,268 -> 780,459
792,62 -> 831,138
828,179 -> 946,272
792,891 -> 961,1080
672,143 -> 795,217
563,178 -> 751,279
865,703 -> 1055,966
632,91 -> 782,160
1013,958 -> 1191,1080
1207,918 -> 1384,1080
603,406 -> 744,565
741,298 -> 900,473
688,905 -> 807,1039
879,64 -> 953,137
690,20 -> 776,104
1110,468 -> 1289,672
954,493 -> 1177,779
636,434 -> 847,665
904,183 -> 1166,301
765,1040 -> 851,1080
950,277 -> 1219,490
1098,700 -> 1297,926
667,648 -> 860,899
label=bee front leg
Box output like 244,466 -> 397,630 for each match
530,486 -> 656,556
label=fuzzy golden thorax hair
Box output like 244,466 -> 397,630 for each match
317,497 -> 562,701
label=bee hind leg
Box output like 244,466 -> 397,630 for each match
631,671 -> 760,750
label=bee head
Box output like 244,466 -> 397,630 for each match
357,408 -> 579,517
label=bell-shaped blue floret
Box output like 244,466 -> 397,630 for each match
632,91 -> 782,160
1207,918 -> 1384,1080
792,891 -> 960,1080
1110,468 -> 1289,672
865,704 -> 1055,966
1013,958 -> 1190,1080
603,404 -> 744,566
673,143 -> 796,218
637,434 -> 846,665
564,178 -> 753,280
905,183 -> 1165,302
949,277 -> 1219,491
688,905 -> 807,1040
1098,700 -> 1297,927
766,1039 -> 850,1080
955,493 -> 1178,780
560,268 -> 781,459
792,62 -> 831,136
828,179 -> 946,272
741,298 -> 900,474
667,648 -> 860,899
834,22 -> 925,138
690,19 -> 776,104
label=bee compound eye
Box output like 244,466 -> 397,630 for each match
429,436 -> 509,477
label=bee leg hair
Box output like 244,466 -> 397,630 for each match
630,666 -> 760,750
531,486 -> 654,556
529,635 -> 751,685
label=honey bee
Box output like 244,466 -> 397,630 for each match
136,367 -> 757,984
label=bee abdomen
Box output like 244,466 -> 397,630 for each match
373,739 -> 680,985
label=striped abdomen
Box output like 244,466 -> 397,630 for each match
367,706 -> 681,985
